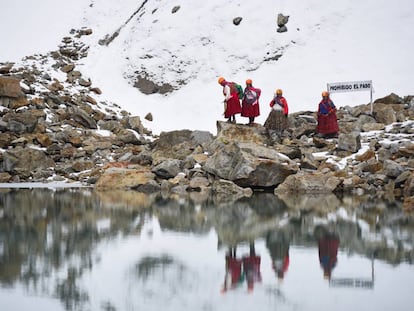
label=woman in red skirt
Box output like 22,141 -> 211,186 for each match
317,91 -> 339,138
241,79 -> 261,125
218,77 -> 242,123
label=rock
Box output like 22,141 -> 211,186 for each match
360,158 -> 383,173
132,180 -> 161,193
215,121 -> 269,146
60,63 -> 75,73
131,150 -> 153,166
403,196 -> 414,211
145,113 -> 153,121
78,28 -> 93,36
90,87 -> 102,95
0,76 -> 23,98
0,172 -> 12,182
233,17 -> 242,26
95,164 -> 156,190
3,111 -> 38,134
68,107 -> 97,129
204,141 -> 298,188
189,176 -> 210,190
151,159 -> 183,179
79,78 -> 92,87
374,93 -> 404,105
212,179 -> 252,197
300,152 -> 319,170
152,130 -> 213,162
277,13 -> 289,27
2,148 -> 55,178
289,113 -> 317,138
277,25 -> 288,33
355,149 -> 376,162
71,160 -> 94,172
395,170 -> 412,188
275,171 -> 341,194
337,131 -> 361,153
171,6 -> 180,13
134,74 -> 174,94
128,116 -> 145,134
273,144 -> 302,159
97,120 -> 123,132
0,133 -> 15,148
403,173 -> 414,198
84,94 -> 97,105
362,122 -> 385,132
0,63 -> 13,74
398,143 -> 414,158
373,103 -> 397,125
383,160 -> 404,178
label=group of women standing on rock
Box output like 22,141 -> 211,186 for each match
217,77 -> 339,138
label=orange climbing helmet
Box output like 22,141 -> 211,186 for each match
275,89 -> 283,95
246,79 -> 253,85
322,91 -> 330,97
218,77 -> 225,85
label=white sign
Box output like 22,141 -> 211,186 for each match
327,80 -> 372,93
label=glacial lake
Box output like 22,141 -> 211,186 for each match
0,187 -> 413,311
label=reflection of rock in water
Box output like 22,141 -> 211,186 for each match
1,188 -> 414,310
276,193 -> 341,213
0,188 -> 149,309
211,203 -> 287,246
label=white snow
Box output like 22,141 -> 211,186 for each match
1,0 -> 413,136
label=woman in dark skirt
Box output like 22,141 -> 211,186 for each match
264,89 -> 289,133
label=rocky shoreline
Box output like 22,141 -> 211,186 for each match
0,29 -> 413,210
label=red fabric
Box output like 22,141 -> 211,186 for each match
223,83 -> 242,118
270,96 -> 289,115
243,255 -> 262,291
241,86 -> 261,118
317,111 -> 339,134
227,257 -> 242,284
318,236 -> 339,278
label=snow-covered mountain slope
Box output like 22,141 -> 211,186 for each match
1,0 -> 413,134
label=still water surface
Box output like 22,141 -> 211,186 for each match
0,188 -> 413,311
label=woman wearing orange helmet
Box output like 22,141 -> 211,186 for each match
317,91 -> 339,138
264,88 -> 289,134
241,79 -> 261,125
218,77 -> 242,123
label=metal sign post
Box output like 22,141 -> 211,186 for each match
327,80 -> 373,114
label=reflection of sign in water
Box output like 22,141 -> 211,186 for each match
329,257 -> 375,289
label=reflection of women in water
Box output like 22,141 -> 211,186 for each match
242,243 -> 262,292
318,232 -> 339,280
266,230 -> 290,281
221,247 -> 243,293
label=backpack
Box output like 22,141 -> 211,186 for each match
244,88 -> 257,104
228,82 -> 244,99
235,83 -> 244,99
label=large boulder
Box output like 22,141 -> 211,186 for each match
95,164 -> 157,190
373,103 -> 397,125
275,171 -> 341,194
2,147 -> 55,178
215,121 -> 270,145
204,141 -> 298,187
0,76 -> 23,98
152,129 -> 213,163
2,111 -> 38,134
337,131 -> 361,153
